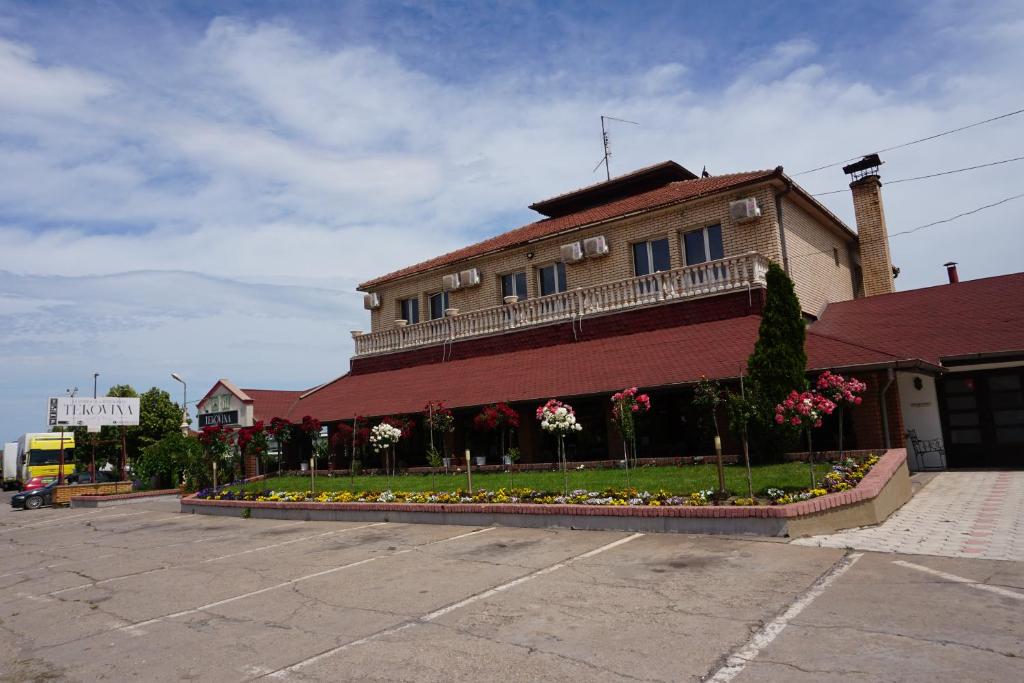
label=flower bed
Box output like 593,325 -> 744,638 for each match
763,454 -> 879,504
197,455 -> 880,508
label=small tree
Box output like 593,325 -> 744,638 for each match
775,390 -> 836,488
536,399 -> 582,496
747,263 -> 808,461
237,420 -> 268,478
198,425 -> 233,488
473,403 -> 519,462
609,387 -> 651,488
370,422 -> 402,490
330,422 -> 354,473
299,416 -> 323,492
693,377 -> 727,500
726,378 -> 758,499
815,371 -> 867,458
137,432 -> 207,491
267,417 -> 293,475
424,401 -> 455,488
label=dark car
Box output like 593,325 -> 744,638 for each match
66,471 -> 117,484
11,481 -> 58,510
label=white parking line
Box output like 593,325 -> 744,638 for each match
46,522 -> 389,598
1,509 -> 150,530
201,522 -> 388,563
118,527 -> 495,634
705,552 -> 864,683
263,532 -> 644,679
0,519 -> 306,581
893,560 -> 1024,601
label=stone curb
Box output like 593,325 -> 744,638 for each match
70,489 -> 181,508
182,450 -> 906,524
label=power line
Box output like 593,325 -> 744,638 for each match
785,190 -> 1024,262
810,154 -> 1024,196
792,107 -> 1024,176
890,190 -> 1024,237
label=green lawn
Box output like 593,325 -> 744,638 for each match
235,462 -> 833,497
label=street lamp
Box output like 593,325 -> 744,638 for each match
171,373 -> 188,434
93,373 -> 99,398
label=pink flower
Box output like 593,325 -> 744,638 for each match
775,414 -> 784,424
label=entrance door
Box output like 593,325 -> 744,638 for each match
939,368 -> 1024,468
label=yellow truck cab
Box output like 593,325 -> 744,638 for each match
15,432 -> 76,484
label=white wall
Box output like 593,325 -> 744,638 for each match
197,388 -> 253,427
897,371 -> 945,470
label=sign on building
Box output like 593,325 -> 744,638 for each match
198,411 -> 239,428
48,397 -> 141,428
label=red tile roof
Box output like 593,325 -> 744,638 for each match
293,273 -> 1024,423
358,169 -> 781,290
242,389 -> 304,423
291,315 -> 891,422
810,272 -> 1024,365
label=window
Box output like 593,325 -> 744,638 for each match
682,224 -> 724,265
429,291 -> 449,320
501,271 -> 528,300
399,297 -> 419,324
632,238 -> 671,276
538,262 -> 567,296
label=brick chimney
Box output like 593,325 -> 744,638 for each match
844,155 -> 895,296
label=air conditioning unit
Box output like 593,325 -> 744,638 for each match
363,292 -> 380,310
459,267 -> 481,288
583,235 -> 609,258
560,242 -> 584,263
729,197 -> 761,223
442,273 -> 461,291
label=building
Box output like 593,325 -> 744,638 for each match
195,379 -> 302,429
210,159 -> 1024,471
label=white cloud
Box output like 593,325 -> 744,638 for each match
1,8 -> 1024,439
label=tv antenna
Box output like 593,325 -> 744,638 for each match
593,115 -> 639,180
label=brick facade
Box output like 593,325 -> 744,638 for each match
850,175 -> 895,296
782,195 -> 856,317
364,179 -> 853,334
848,370 -> 905,450
352,288 -> 766,375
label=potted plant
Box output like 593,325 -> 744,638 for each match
394,319 -> 408,327
445,307 -> 460,317
503,295 -> 519,304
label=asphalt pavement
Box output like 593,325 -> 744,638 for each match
0,490 -> 1020,681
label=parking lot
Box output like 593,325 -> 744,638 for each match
0,493 -> 1021,682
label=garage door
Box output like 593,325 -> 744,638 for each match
939,369 -> 1024,468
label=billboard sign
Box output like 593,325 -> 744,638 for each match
198,411 -> 239,428
48,397 -> 141,428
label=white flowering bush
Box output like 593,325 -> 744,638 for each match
370,422 -> 402,453
536,399 -> 583,435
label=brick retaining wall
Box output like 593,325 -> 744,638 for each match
183,449 -> 910,537
53,481 -> 132,506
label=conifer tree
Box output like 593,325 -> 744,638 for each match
747,262 -> 807,460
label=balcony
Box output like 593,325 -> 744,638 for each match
353,252 -> 769,357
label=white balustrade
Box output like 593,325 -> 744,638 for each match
353,252 -> 768,356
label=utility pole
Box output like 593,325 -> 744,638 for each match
92,373 -> 99,482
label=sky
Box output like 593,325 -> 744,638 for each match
1,0 -> 1023,441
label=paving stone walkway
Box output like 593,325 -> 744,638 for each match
792,471 -> 1024,561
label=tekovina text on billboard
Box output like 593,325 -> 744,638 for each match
48,397 -> 141,429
